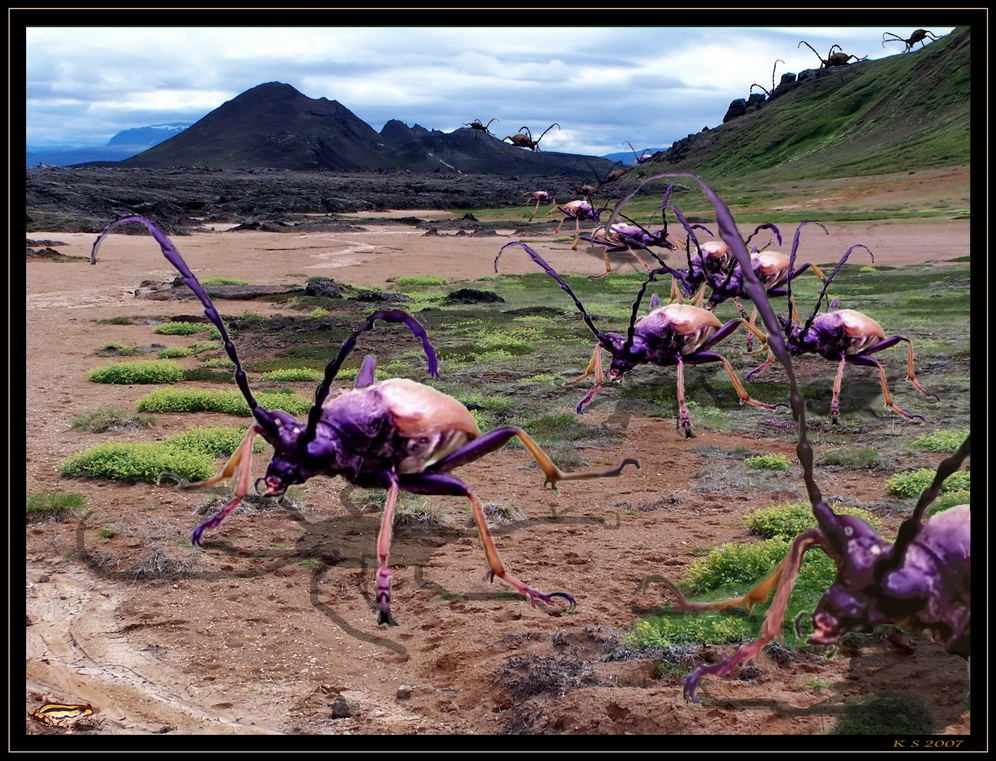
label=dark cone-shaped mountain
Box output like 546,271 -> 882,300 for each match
122,82 -> 612,175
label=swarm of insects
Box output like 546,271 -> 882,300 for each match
632,173 -> 970,703
90,216 -> 639,625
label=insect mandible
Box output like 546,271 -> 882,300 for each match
90,216 -> 640,625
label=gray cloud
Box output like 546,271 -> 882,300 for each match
25,25 -> 958,155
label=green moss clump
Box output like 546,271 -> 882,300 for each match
911,428 -> 970,453
926,490 -> 970,517
88,360 -> 186,384
201,278 -> 249,286
27,492 -> 89,522
744,453 -> 791,471
745,501 -> 883,539
153,322 -> 211,335
886,468 -> 970,497
71,407 -> 156,433
158,347 -> 194,359
136,388 -> 311,416
164,426 -> 265,457
61,442 -> 215,483
259,368 -> 324,383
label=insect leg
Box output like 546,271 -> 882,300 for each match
675,357 -> 693,437
686,350 -> 787,411
399,472 -> 577,611
375,474 -> 401,625
682,530 -> 825,702
861,335 -> 939,401
830,355 -> 847,423
846,354 -> 925,422
190,426 -> 261,546
745,349 -> 777,382
425,427 -> 639,489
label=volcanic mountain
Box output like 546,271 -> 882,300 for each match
121,82 -> 612,175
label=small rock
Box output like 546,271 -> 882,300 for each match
443,288 -> 505,305
396,685 -> 414,700
329,696 -> 354,718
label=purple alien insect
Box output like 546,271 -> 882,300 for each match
90,215 -> 639,625
632,173 -> 970,704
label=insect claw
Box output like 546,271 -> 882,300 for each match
377,610 -> 399,627
543,591 -> 578,613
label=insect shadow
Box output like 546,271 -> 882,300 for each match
72,489 -> 621,659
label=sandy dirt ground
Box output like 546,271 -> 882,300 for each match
22,217 -> 972,743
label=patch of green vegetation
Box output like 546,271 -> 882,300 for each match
88,360 -> 186,384
818,446 -> 883,469
308,307 -> 330,318
201,278 -> 250,286
61,442 -> 215,483
926,490 -> 970,517
153,321 -> 211,336
886,468 -> 970,498
744,453 -> 790,471
200,357 -> 235,369
259,367 -> 324,383
98,529 -> 117,539
71,407 -> 156,433
829,694 -> 936,735
136,388 -> 311,416
187,341 -> 218,355
95,343 -> 141,356
745,501 -> 883,540
911,428 -> 970,453
299,558 -> 320,570
27,492 -> 89,522
158,347 -> 194,359
394,276 -> 450,287
164,426 -> 265,457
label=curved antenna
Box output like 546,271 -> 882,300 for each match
537,122 -> 561,142
625,140 -> 640,162
623,267 -> 672,353
881,32 -> 904,47
744,223 -> 783,251
636,172 -> 825,509
90,215 -> 277,440
785,220 -> 829,326
304,310 -> 439,444
800,243 -> 874,335
829,44 -> 844,55
770,58 -> 785,91
495,241 -> 612,346
883,435 -> 971,578
519,126 -> 533,141
798,40 -> 823,63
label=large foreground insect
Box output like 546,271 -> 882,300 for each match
502,123 -> 560,151
882,29 -> 940,52
632,173 -> 970,703
494,241 -> 781,436
744,249 -> 939,423
90,216 -> 639,625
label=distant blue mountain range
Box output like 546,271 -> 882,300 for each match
600,148 -> 668,166
26,123 -> 192,167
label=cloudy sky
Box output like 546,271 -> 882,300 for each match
25,24 -> 958,157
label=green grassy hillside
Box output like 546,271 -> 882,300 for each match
640,26 -> 970,187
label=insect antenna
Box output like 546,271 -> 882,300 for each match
624,267 -> 671,353
744,223 -> 783,251
90,215 -> 278,439
883,434 -> 971,577
537,122 -> 561,142
495,241 -> 611,346
303,310 -> 439,443
798,243 -> 874,336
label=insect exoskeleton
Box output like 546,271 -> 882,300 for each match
322,378 -> 480,473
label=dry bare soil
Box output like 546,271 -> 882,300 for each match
22,193 -> 972,745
